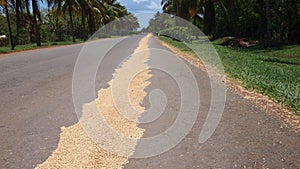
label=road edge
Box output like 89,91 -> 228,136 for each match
157,36 -> 300,132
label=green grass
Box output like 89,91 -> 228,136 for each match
0,40 -> 84,54
159,36 -> 300,114
159,36 -> 194,54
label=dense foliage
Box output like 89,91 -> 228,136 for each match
0,0 -> 139,49
160,0 -> 300,44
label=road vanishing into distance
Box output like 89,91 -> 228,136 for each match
0,35 -> 299,168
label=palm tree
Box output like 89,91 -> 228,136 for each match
64,0 -> 80,42
265,0 -> 272,43
161,0 -> 192,20
161,0 -> 237,38
32,0 -> 42,46
49,0 -> 79,42
22,0 -> 35,43
161,0 -> 215,35
0,0 -> 15,50
13,0 -> 21,46
230,0 -> 239,37
50,0 -> 109,41
203,0 -> 216,37
86,0 -> 108,34
66,0 -> 78,42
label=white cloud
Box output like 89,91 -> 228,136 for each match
147,1 -> 160,10
132,0 -> 148,3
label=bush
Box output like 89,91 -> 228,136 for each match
289,18 -> 300,44
0,37 -> 9,46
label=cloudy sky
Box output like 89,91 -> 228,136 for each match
118,0 -> 162,14
118,0 -> 162,29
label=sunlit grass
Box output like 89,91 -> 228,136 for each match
159,36 -> 300,114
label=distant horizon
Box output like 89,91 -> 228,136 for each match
117,0 -> 162,30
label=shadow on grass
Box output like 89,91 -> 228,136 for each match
225,44 -> 289,53
212,38 -> 298,54
262,58 -> 300,65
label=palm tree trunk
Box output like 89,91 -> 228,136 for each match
287,0 -> 298,42
203,0 -> 216,38
88,13 -> 95,35
265,0 -> 272,42
257,0 -> 265,40
14,0 -> 21,46
175,0 -> 181,17
81,10 -> 87,40
230,0 -> 239,37
25,0 -> 34,43
68,5 -> 76,43
32,0 -> 41,46
4,3 -> 14,50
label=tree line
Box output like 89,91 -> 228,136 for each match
0,0 -> 139,50
160,0 -> 300,44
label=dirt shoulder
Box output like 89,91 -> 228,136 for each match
0,42 -> 84,57
158,38 -> 300,132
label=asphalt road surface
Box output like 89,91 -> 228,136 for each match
0,35 -> 299,168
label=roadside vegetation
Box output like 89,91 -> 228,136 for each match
159,35 -> 300,114
0,0 -> 140,53
1,0 -> 299,113
147,1 -> 300,114
159,0 -> 300,45
0,39 -> 83,53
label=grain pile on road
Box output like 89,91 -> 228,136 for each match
97,34 -> 151,138
36,34 -> 152,168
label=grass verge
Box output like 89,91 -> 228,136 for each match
159,36 -> 300,114
0,40 -> 84,54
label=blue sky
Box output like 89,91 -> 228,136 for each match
118,0 -> 162,14
40,0 -> 162,29
118,0 -> 162,29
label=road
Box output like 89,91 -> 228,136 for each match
0,35 -> 299,168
